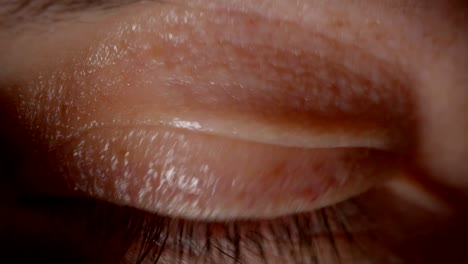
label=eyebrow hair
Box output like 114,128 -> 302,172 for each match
4,0 -> 141,13
0,0 -> 149,27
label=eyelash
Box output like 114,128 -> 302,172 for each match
22,195 -> 371,264
131,208 -> 356,264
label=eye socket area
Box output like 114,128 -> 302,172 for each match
2,1 -> 468,264
0,0 -> 423,224
1,1 -> 417,222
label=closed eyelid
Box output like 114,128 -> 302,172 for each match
0,0 -> 421,222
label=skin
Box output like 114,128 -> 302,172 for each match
0,0 -> 467,263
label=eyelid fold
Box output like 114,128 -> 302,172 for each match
55,125 -> 401,220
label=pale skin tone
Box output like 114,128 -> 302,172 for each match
0,0 -> 467,263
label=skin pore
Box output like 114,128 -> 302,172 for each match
0,0 -> 467,263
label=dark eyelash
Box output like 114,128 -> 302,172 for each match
130,206 -> 363,264
14,195 -> 370,264
127,205 -> 366,264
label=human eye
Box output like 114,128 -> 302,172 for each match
1,1 -> 468,264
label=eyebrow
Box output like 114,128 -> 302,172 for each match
0,0 -> 148,27
4,0 -> 142,13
